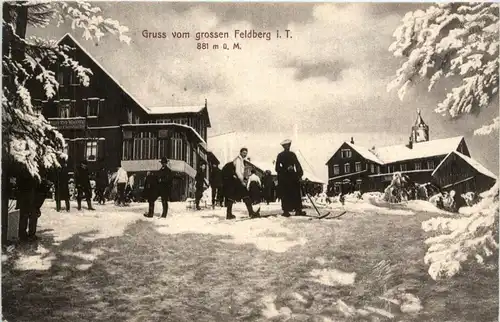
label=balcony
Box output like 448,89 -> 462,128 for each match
121,159 -> 196,178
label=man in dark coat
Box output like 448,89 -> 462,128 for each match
143,171 -> 159,217
221,148 -> 260,220
209,163 -> 223,208
17,170 -> 49,242
195,162 -> 207,210
53,158 -> 70,212
275,139 -> 306,217
157,157 -> 172,218
95,162 -> 108,205
262,170 -> 275,205
75,160 -> 95,211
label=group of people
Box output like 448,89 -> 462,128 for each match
139,138 -> 307,221
10,138 -> 308,242
220,139 -> 306,219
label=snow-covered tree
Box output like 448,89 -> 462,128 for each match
2,0 -> 130,179
421,183 -> 498,280
388,2 -> 499,135
388,3 -> 499,280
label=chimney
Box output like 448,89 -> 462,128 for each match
204,98 -> 207,108
350,137 -> 354,144
407,136 -> 413,149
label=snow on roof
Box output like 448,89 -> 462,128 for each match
433,151 -> 497,180
372,136 -> 465,164
58,34 -> 209,120
345,142 -> 384,164
57,33 -> 151,114
147,105 -> 205,115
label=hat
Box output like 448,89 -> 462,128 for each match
280,139 -> 292,146
160,156 -> 169,164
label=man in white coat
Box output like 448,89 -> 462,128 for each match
114,166 -> 128,206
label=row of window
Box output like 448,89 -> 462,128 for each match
34,98 -> 103,118
122,132 -> 199,168
331,160 -> 436,176
146,117 -> 207,140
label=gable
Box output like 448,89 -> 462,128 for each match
57,33 -> 149,116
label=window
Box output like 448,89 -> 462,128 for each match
170,137 -> 182,160
377,165 -> 381,174
355,162 -> 362,172
387,165 -> 394,173
333,164 -> 340,175
86,98 -> 100,117
370,164 -> 375,173
86,141 -> 98,160
186,142 -> 191,166
334,182 -> 341,194
341,149 -> 352,159
69,69 -> 79,85
355,179 -> 362,191
344,163 -> 350,173
57,71 -> 64,86
427,160 -> 435,169
59,99 -> 71,118
400,164 -> 407,171
415,162 -> 421,170
127,109 -> 133,123
133,131 -> 157,160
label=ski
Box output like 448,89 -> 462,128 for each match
324,211 -> 347,220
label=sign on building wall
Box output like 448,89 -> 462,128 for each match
49,118 -> 86,130
159,129 -> 169,138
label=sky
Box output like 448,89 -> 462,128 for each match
30,2 -> 499,180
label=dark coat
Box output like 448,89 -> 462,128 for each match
95,168 -> 109,188
275,150 -> 303,212
221,161 -> 248,202
75,165 -> 91,189
52,165 -> 70,199
248,181 -> 262,204
195,169 -> 206,190
143,173 -> 159,201
262,174 -> 275,201
157,165 -> 172,198
209,167 -> 223,188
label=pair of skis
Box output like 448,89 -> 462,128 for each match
301,185 -> 347,220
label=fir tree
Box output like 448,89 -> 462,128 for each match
388,2 -> 499,279
2,1 -> 130,243
387,2 -> 499,135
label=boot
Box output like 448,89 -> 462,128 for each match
65,199 -> 70,212
281,211 -> 291,217
244,199 -> 260,218
161,200 -> 168,218
144,202 -> 154,218
87,199 -> 95,211
226,200 -> 236,220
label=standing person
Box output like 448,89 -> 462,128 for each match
209,163 -> 223,208
262,170 -> 275,205
143,171 -> 159,218
53,157 -> 70,212
17,171 -> 38,242
95,162 -> 108,205
157,157 -> 172,218
195,162 -> 208,210
221,148 -> 260,220
247,169 -> 262,205
114,166 -> 128,206
75,161 -> 95,211
275,139 -> 306,217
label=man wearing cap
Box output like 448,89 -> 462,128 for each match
157,156 -> 173,218
275,139 -> 306,217
221,147 -> 260,219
